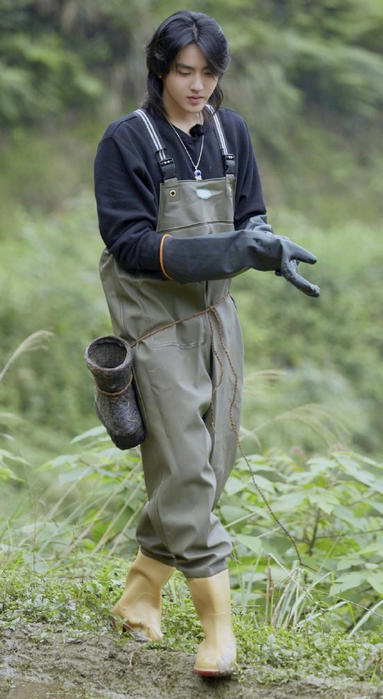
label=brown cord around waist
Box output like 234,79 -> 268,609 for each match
131,291 -> 231,347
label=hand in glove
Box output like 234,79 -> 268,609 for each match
161,215 -> 320,297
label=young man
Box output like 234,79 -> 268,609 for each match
94,10 -> 319,677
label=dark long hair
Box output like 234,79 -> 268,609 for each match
142,10 -> 230,118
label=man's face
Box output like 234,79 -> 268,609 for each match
162,43 -> 218,125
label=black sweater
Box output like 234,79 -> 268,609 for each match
94,107 -> 267,277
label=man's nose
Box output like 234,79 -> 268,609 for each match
190,74 -> 204,91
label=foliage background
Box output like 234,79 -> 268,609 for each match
1,0 -> 383,606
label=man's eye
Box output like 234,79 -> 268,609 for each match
178,71 -> 190,76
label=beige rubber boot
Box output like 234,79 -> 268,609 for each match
112,550 -> 175,642
187,569 -> 237,676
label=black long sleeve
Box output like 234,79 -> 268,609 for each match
94,108 -> 267,276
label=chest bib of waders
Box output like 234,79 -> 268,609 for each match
99,108 -> 244,577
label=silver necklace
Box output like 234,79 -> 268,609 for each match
168,122 -> 204,181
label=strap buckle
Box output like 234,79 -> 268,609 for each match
224,154 -> 236,175
159,157 -> 176,180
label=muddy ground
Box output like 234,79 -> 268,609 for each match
0,624 -> 382,699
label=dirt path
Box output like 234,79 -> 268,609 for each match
0,625 -> 382,699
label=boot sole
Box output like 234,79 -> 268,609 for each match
194,666 -> 235,677
193,665 -> 236,677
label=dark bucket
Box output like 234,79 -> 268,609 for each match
84,335 -> 146,450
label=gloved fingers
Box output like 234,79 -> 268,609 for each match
289,243 -> 317,266
281,261 -> 321,297
275,259 -> 300,277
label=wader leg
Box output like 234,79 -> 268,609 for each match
136,505 -> 177,567
134,302 -> 243,578
205,300 -> 244,507
133,339 -> 229,578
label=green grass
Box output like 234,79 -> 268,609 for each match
2,431 -> 383,686
0,554 -> 382,685
2,430 -> 383,636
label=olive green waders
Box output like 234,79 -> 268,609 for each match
99,109 -> 244,579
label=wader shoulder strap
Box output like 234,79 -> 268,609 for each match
135,108 -> 177,181
135,107 -> 235,179
205,105 -> 236,176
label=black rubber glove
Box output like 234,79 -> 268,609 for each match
162,215 -> 320,297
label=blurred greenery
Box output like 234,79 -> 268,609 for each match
0,0 -> 382,466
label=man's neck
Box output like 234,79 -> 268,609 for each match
164,105 -> 203,135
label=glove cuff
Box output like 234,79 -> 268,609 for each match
159,234 -> 174,280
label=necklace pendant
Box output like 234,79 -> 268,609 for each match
194,169 -> 202,181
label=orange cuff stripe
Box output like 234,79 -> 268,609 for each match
159,234 -> 174,280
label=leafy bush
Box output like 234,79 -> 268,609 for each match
2,428 -> 383,633
221,449 -> 383,632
